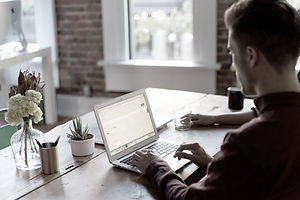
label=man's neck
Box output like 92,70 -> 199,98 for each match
256,72 -> 300,96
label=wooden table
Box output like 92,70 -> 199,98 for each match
0,43 -> 57,124
0,88 -> 254,200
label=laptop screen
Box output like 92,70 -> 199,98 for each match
96,93 -> 156,156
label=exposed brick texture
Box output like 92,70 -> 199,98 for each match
216,0 -> 237,95
55,0 -> 237,96
55,0 -> 104,96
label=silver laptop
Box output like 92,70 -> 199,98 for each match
93,89 -> 190,173
93,111 -> 172,145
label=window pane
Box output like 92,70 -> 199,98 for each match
286,0 -> 300,69
129,0 -> 193,60
286,0 -> 300,10
22,0 -> 36,43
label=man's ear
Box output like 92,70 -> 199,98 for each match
246,46 -> 258,68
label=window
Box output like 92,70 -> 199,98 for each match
129,0 -> 193,61
4,0 -> 59,88
101,0 -> 219,93
22,0 -> 36,43
102,0 -> 217,64
286,0 -> 300,10
286,0 -> 300,70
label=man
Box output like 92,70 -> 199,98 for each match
132,0 -> 300,199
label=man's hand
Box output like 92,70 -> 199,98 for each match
174,143 -> 212,168
132,149 -> 161,174
183,114 -> 216,126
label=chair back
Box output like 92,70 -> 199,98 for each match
0,124 -> 18,150
0,108 -> 8,114
0,108 -> 18,150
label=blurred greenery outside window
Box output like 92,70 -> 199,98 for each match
129,0 -> 193,61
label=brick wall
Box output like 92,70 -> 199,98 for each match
55,0 -> 105,96
216,0 -> 237,95
55,0 -> 237,96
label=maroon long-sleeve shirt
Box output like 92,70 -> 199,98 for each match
146,92 -> 300,200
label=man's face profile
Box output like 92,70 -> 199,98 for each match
227,31 -> 255,96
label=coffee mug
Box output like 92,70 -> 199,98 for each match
227,87 -> 244,110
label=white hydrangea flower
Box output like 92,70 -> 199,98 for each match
33,107 -> 43,123
25,90 -> 42,104
5,108 -> 24,126
8,94 -> 24,109
5,92 -> 43,126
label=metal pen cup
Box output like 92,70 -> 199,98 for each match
39,142 -> 59,175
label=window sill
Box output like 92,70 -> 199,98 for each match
97,59 -> 221,93
97,59 -> 220,70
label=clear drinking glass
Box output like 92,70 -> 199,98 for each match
173,106 -> 192,131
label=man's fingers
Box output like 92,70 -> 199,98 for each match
180,113 -> 192,119
135,149 -> 157,159
177,142 -> 199,152
180,119 -> 190,125
180,115 -> 192,123
190,114 -> 201,120
174,151 -> 194,161
132,152 -> 144,166
131,157 -> 140,167
136,150 -> 148,156
143,149 -> 154,153
133,152 -> 141,159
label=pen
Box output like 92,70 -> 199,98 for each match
35,139 -> 42,148
54,136 -> 60,146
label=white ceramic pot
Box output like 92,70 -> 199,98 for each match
70,134 -> 95,156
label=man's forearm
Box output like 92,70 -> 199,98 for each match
213,111 -> 254,125
146,159 -> 190,200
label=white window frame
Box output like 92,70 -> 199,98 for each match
34,0 -> 57,64
34,0 -> 59,88
101,0 -> 220,93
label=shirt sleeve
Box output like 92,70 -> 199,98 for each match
146,132 -> 256,200
251,107 -> 259,117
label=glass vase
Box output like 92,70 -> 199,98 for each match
10,118 -> 44,170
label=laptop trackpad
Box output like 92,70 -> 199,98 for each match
164,154 -> 191,172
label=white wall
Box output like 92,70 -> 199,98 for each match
104,63 -> 217,93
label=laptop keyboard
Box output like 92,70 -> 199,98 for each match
120,140 -> 179,166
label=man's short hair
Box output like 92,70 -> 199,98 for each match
225,0 -> 300,69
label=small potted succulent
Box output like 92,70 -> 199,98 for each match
67,117 -> 94,156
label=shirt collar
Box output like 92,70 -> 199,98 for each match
254,92 -> 300,114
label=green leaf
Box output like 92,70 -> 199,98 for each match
67,117 -> 90,140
